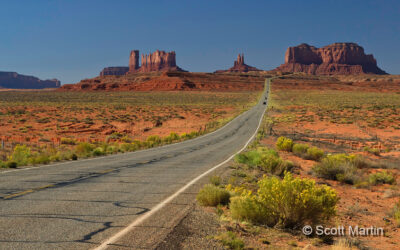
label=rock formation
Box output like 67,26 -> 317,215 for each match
275,43 -> 386,75
128,50 -> 140,72
129,50 -> 185,73
100,67 -> 129,76
0,71 -> 60,89
59,72 -> 264,92
100,50 -> 185,76
215,53 -> 261,73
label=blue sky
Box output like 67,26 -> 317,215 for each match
0,0 -> 399,84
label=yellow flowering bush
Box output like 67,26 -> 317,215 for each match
230,195 -> 274,225
276,136 -> 294,151
229,173 -> 339,229
8,145 -> 31,166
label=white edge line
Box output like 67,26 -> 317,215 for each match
93,78 -> 271,250
0,88 -> 263,175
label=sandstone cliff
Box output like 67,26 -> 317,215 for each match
275,43 -> 386,75
129,50 -> 185,73
0,71 -> 60,89
215,53 -> 261,73
100,50 -> 185,76
100,67 -> 129,76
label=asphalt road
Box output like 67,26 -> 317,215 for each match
0,78 -> 270,249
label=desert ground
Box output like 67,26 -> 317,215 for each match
169,74 -> 400,249
2,72 -> 400,249
0,86 -> 262,167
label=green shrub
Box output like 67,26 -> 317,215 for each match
258,173 -> 338,228
276,136 -> 294,151
312,154 -> 360,183
335,166 -> 361,185
363,146 -> 380,156
30,153 -> 51,165
106,145 -> 119,154
169,132 -> 180,141
8,145 -> 31,166
258,151 -> 294,176
164,132 -> 180,143
235,149 -> 264,167
0,161 -> 6,168
60,137 -> 76,145
275,160 -> 295,176
146,135 -> 162,147
49,152 -> 61,162
181,131 -> 198,140
92,147 -> 105,156
305,147 -> 324,161
231,173 -> 339,228
197,184 -> 231,206
368,171 -> 396,185
121,136 -> 133,143
232,170 -> 248,178
257,150 -> 281,170
209,175 -> 222,186
188,131 -> 198,139
393,200 -> 400,227
230,196 -> 272,225
235,147 -> 292,176
75,142 -> 95,157
108,132 -> 123,140
119,143 -> 129,152
292,143 -> 309,157
132,140 -> 142,149
353,156 -> 372,169
215,231 -> 245,250
235,148 -> 277,167
57,150 -> 75,161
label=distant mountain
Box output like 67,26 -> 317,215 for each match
0,71 -> 60,89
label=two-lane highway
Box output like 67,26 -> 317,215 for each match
0,78 -> 271,249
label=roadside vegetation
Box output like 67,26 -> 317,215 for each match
195,76 -> 400,249
0,132 -> 201,168
0,90 -> 260,168
197,133 -> 340,248
392,200 -> 400,227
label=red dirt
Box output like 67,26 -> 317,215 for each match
260,75 -> 400,249
58,72 -> 267,92
273,74 -> 400,93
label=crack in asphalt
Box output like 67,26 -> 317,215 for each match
77,222 -> 113,243
112,202 -> 151,214
0,110 -> 254,201
0,79 -> 270,248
